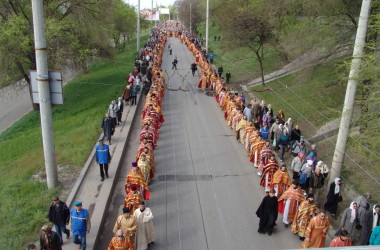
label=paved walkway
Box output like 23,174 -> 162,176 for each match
97,37 -> 304,250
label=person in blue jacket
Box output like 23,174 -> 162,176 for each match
95,139 -> 111,181
370,225 -> 380,245
260,123 -> 270,141
70,202 -> 90,250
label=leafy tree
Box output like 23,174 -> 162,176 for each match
0,0 -> 137,86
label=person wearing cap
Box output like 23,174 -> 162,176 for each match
256,189 -> 278,236
324,178 -> 343,219
95,138 -> 111,181
40,225 -> 62,250
291,193 -> 318,241
70,202 -> 90,250
113,207 -> 137,247
48,196 -> 70,243
116,97 -> 124,125
278,181 -> 304,228
125,162 -> 149,200
133,201 -> 156,249
108,229 -> 133,250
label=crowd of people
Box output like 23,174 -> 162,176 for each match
175,22 -> 380,248
27,20 -> 380,249
30,23 -> 172,250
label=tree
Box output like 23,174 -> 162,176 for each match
110,0 -> 137,52
0,0 -> 137,87
216,0 -> 273,84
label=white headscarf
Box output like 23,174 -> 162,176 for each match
373,204 -> 379,230
350,202 -> 357,223
334,177 -> 341,194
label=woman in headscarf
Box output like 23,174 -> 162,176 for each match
287,118 -> 293,130
324,178 -> 343,219
336,202 -> 358,240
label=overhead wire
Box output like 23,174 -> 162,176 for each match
265,88 -> 380,186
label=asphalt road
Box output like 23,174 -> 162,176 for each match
97,37 -> 302,250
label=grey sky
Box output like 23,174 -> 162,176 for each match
125,0 -> 176,9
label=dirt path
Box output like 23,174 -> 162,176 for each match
246,46 -> 351,87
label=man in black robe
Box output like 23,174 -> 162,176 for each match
256,189 -> 278,236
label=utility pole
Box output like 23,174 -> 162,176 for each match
31,0 -> 58,189
151,0 -> 153,33
329,0 -> 372,183
206,0 -> 209,54
137,0 -> 141,52
190,2 -> 192,34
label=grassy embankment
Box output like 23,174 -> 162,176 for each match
0,34 -> 148,249
197,23 -> 283,83
205,24 -> 380,199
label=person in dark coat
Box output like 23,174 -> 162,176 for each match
218,66 -> 224,78
360,207 -> 374,245
357,192 -> 371,227
256,189 -> 278,236
40,225 -> 62,250
48,196 -> 70,243
226,70 -> 231,83
324,177 -> 342,219
101,113 -> 115,144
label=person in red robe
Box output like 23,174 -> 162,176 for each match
125,162 -> 149,200
198,73 -> 208,89
260,154 -> 279,188
329,229 -> 352,247
291,193 -> 318,240
271,164 -> 291,199
258,141 -> 272,174
301,210 -> 330,248
124,187 -> 143,215
278,181 -> 304,227
108,230 -> 133,250
136,140 -> 154,160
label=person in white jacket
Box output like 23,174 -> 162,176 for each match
134,201 -> 156,250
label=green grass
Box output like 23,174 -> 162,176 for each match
0,35 -> 147,249
252,58 -> 347,137
197,23 -> 282,82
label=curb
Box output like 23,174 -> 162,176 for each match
87,93 -> 144,249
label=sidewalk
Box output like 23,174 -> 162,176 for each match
61,93 -> 143,249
